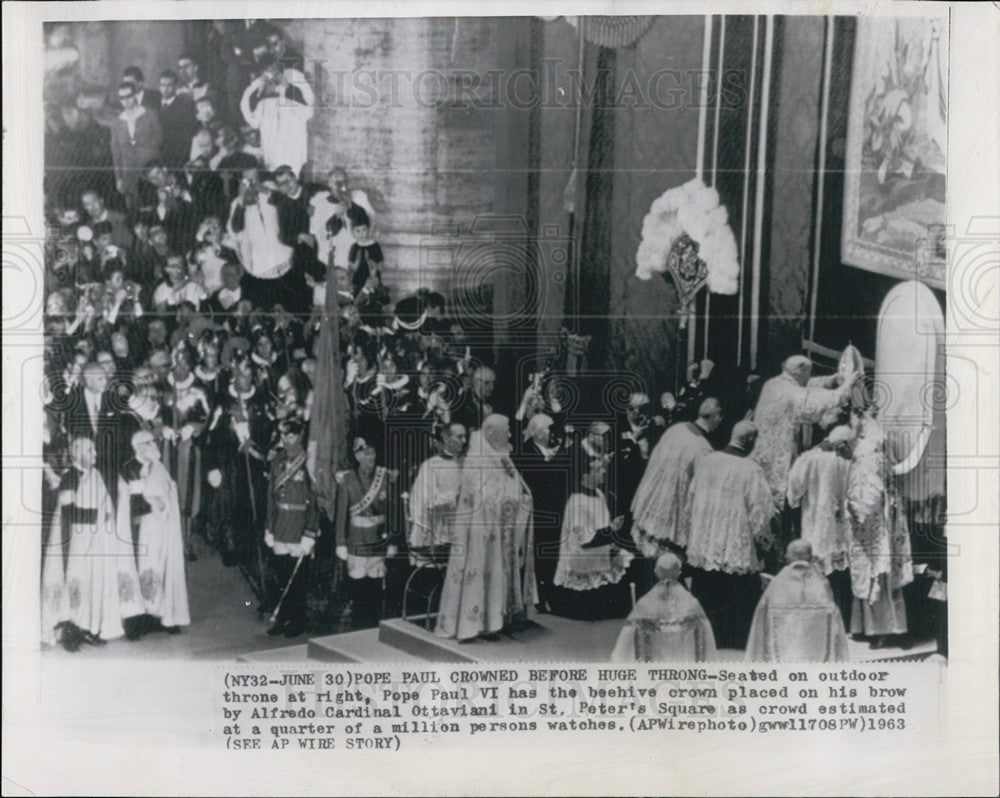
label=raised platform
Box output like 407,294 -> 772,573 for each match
242,614 -> 939,665
238,644 -> 311,663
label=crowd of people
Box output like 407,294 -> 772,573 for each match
40,21 -> 945,662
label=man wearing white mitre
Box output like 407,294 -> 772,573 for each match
435,414 -> 536,642
630,397 -> 724,557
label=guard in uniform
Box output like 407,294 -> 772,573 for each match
335,436 -> 399,629
264,418 -> 318,637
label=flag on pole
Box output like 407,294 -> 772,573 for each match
307,255 -> 349,519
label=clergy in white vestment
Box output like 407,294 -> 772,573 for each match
630,398 -> 723,557
407,422 -> 467,568
744,540 -> 849,662
846,407 -> 914,649
239,58 -> 314,174
786,425 -> 854,624
611,553 -> 717,663
128,430 -> 191,630
42,437 -> 145,649
685,421 -> 777,649
750,355 -> 857,509
436,415 -> 536,642
309,168 -> 376,267
550,452 -> 633,621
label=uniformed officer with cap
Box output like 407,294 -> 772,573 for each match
263,417 -> 317,637
335,435 -> 399,629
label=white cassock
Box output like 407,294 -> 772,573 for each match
786,446 -> 851,576
554,489 -> 632,591
684,451 -> 777,575
630,421 -> 713,555
133,460 -> 191,627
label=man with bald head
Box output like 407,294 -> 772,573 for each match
787,424 -> 855,624
610,552 -> 717,662
631,396 -> 724,557
744,539 -> 849,662
684,420 -> 777,649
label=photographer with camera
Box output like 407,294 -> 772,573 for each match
239,55 -> 313,175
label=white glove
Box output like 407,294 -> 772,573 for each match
207,469 -> 222,488
233,421 -> 250,443
44,467 -> 62,491
336,545 -> 348,561
300,536 -> 316,556
180,424 -> 195,441
386,545 -> 398,559
161,426 -> 178,442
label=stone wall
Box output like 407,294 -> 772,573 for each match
285,17 -> 522,303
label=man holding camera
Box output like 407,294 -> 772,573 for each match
239,55 -> 314,175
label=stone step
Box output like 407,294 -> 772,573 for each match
375,614 -> 627,664
237,644 -> 311,663
307,627 -> 427,663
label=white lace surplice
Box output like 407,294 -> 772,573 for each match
786,447 -> 851,575
554,490 -> 632,591
684,452 -> 777,574
630,422 -> 712,554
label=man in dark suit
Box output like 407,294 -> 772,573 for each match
110,82 -> 162,211
122,66 -> 162,111
63,362 -> 126,505
157,70 -> 198,169
513,413 -> 571,613
452,366 -> 497,433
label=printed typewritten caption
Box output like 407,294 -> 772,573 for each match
216,664 -> 930,750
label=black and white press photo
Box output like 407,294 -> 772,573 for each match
33,12 -> 952,666
4,3 -> 999,796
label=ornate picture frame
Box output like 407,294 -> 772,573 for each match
841,16 -> 948,289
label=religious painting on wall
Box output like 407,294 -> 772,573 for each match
841,16 -> 948,290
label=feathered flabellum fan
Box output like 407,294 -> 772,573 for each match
635,178 -> 740,304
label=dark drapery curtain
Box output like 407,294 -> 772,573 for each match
574,46 -> 617,370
